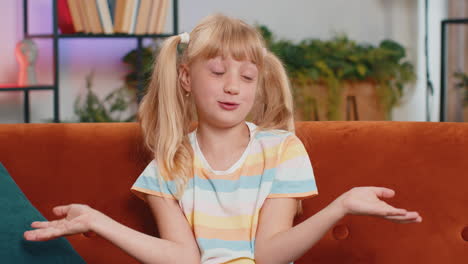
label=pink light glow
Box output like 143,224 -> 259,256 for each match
0,83 -> 19,88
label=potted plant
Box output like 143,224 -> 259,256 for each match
122,45 -> 155,92
258,25 -> 416,121
73,71 -> 137,122
121,39 -> 185,92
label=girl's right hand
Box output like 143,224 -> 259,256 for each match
332,187 -> 422,223
24,204 -> 97,241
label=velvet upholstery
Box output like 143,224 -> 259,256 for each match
0,121 -> 467,263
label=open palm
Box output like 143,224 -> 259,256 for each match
337,187 -> 422,224
24,204 -> 94,241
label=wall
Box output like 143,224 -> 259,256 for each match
0,0 -> 447,123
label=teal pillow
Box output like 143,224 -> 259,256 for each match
0,162 -> 86,263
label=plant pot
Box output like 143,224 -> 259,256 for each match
293,81 -> 387,121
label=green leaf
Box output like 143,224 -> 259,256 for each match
306,68 -> 320,81
74,72 -> 136,123
356,64 -> 367,77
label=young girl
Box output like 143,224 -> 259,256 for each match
24,14 -> 422,264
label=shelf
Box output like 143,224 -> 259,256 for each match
0,83 -> 55,123
0,85 -> 55,91
14,0 -> 178,123
27,33 -> 175,39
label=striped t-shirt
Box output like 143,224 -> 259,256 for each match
131,121 -> 318,264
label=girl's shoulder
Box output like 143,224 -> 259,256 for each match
252,125 -> 294,141
251,125 -> 297,152
250,123 -> 307,153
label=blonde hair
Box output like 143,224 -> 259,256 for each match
137,13 -> 303,215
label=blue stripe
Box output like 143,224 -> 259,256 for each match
193,169 -> 276,192
134,168 -> 277,195
197,238 -> 254,252
133,174 -> 176,195
270,179 -> 317,194
255,130 -> 290,139
135,167 -> 317,196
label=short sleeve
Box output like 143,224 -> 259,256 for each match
130,160 -> 178,201
267,134 -> 319,200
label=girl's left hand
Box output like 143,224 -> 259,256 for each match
333,187 -> 422,224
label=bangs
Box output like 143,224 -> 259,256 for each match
189,19 -> 264,66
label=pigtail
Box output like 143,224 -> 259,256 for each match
252,50 -> 295,133
252,49 -> 304,216
137,34 -> 195,200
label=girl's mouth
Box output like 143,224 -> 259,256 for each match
218,101 -> 239,110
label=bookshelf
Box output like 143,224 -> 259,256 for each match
0,0 -> 179,123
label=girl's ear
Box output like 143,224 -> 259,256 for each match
179,64 -> 191,93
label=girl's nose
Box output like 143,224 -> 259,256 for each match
224,74 -> 240,95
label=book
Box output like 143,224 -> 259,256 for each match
147,0 -> 160,34
135,0 -> 152,35
77,0 -> 91,33
66,0 -> 84,33
155,0 -> 168,34
128,0 -> 141,34
96,0 -> 114,34
113,0 -> 126,33
86,0 -> 104,33
57,0 -> 75,34
121,0 -> 136,33
107,0 -> 117,25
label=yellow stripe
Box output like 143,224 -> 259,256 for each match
194,159 -> 276,180
192,137 -> 306,180
224,258 -> 255,264
278,135 -> 307,163
141,135 -> 307,182
193,142 -> 281,169
267,190 -> 318,199
243,143 -> 282,166
185,210 -> 260,229
130,186 -> 176,200
193,225 -> 255,241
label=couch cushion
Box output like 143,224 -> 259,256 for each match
0,162 -> 85,263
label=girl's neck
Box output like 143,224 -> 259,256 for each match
196,120 -> 250,156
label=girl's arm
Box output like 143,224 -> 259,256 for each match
24,196 -> 201,264
254,187 -> 422,264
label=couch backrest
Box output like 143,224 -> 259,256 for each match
1,121 -> 467,264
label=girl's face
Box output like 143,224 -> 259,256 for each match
181,55 -> 259,128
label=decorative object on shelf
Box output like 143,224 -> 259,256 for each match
73,71 -> 137,122
258,25 -> 416,121
15,38 -> 38,86
7,0 -> 179,123
454,71 -> 468,122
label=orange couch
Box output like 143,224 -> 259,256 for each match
1,121 -> 467,263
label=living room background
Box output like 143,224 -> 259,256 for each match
0,0 -> 447,123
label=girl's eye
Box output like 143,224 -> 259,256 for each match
213,72 -> 224,76
243,76 -> 254,81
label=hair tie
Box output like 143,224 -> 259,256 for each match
179,32 -> 190,44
